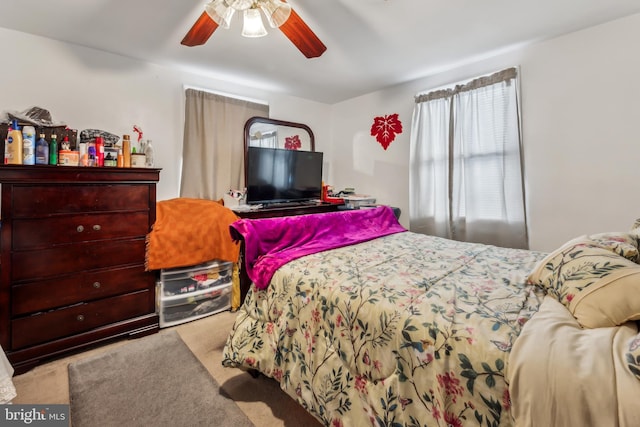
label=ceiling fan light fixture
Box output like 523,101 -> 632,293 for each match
182,0 -> 326,57
241,8 -> 268,38
259,0 -> 291,28
205,0 -> 235,29
227,0 -> 254,11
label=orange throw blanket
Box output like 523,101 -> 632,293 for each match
146,198 -> 240,271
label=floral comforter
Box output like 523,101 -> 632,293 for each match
222,231 -> 547,427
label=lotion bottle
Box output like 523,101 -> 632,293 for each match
35,133 -> 49,165
22,125 -> 36,165
117,147 -> 124,167
5,120 -> 23,164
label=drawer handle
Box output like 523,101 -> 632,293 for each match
77,225 -> 84,233
93,224 -> 101,231
77,314 -> 85,322
93,281 -> 101,289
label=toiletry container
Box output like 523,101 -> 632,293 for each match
49,134 -> 58,165
78,142 -> 88,166
144,139 -> 154,167
86,142 -> 96,167
22,125 -> 36,165
5,120 -> 23,164
122,134 -> 131,167
95,136 -> 104,167
35,133 -> 49,165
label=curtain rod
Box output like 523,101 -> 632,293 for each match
182,85 -> 269,106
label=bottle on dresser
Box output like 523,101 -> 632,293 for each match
86,141 -> 96,167
122,134 -> 131,167
5,120 -> 23,164
95,136 -> 104,167
22,125 -> 36,165
48,134 -> 58,165
35,133 -> 49,165
78,141 -> 88,166
144,139 -> 154,167
117,147 -> 124,167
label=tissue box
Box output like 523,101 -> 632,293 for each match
344,196 -> 376,209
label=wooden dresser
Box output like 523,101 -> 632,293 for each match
0,165 -> 160,374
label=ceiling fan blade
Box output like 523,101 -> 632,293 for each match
181,11 -> 219,47
279,9 -> 327,58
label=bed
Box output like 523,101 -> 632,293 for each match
222,206 -> 640,426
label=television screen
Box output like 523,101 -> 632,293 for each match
246,147 -> 323,205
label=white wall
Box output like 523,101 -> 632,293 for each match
0,28 -> 331,202
329,13 -> 640,251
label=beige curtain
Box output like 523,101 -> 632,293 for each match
180,89 -> 269,200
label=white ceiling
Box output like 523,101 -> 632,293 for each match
1,0 -> 639,104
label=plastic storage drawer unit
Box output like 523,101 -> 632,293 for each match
157,260 -> 233,327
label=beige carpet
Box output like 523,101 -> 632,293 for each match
12,310 -> 322,427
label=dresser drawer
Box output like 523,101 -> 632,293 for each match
11,265 -> 152,316
11,184 -> 150,217
13,212 -> 150,250
12,238 -> 146,282
11,290 -> 152,350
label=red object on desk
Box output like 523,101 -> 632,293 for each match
324,196 -> 344,204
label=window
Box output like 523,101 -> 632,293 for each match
409,67 -> 528,249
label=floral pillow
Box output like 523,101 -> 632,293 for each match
583,231 -> 639,262
626,333 -> 640,381
528,232 -> 640,328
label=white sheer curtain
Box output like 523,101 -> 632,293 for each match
409,90 -> 451,238
410,68 -> 529,249
250,130 -> 279,148
181,89 -> 269,200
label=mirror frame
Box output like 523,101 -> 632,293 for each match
243,116 -> 315,186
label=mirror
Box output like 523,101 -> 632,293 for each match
244,116 -> 315,186
244,116 -> 314,151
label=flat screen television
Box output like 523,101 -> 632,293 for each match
246,146 -> 323,205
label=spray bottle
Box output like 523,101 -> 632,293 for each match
95,136 -> 104,167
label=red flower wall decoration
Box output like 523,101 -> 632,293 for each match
370,113 -> 403,150
284,134 -> 302,150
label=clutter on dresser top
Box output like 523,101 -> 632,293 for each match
1,106 -> 155,168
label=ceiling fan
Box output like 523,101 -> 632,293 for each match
181,0 -> 327,58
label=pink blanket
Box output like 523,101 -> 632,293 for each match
230,206 -> 406,289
